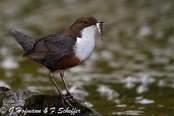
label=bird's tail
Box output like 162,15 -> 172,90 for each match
8,29 -> 37,53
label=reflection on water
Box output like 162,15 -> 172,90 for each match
97,84 -> 119,99
113,110 -> 144,115
1,0 -> 174,115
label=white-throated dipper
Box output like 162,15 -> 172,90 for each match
8,16 -> 106,107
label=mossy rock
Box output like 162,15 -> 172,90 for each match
0,87 -> 101,116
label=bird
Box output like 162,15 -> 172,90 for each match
8,16 -> 106,107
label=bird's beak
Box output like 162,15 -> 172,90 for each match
96,21 -> 107,42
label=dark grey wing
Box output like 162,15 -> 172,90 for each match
8,29 -> 37,53
24,32 -> 76,60
23,38 -> 48,59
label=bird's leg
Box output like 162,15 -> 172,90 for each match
60,70 -> 79,103
49,71 -> 73,107
60,70 -> 71,96
49,71 -> 62,95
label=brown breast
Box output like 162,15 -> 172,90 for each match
56,50 -> 81,69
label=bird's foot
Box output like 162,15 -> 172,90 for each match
56,93 -> 79,108
60,94 -> 73,108
65,93 -> 80,103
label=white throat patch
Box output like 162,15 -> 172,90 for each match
74,25 -> 97,61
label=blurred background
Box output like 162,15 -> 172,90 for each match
1,0 -> 174,115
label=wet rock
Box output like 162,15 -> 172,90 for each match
0,86 -> 101,116
0,87 -> 9,93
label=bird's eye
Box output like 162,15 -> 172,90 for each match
84,20 -> 89,24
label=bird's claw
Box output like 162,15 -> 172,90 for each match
65,94 -> 80,103
61,95 -> 73,108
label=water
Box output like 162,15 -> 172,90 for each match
1,0 -> 174,115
